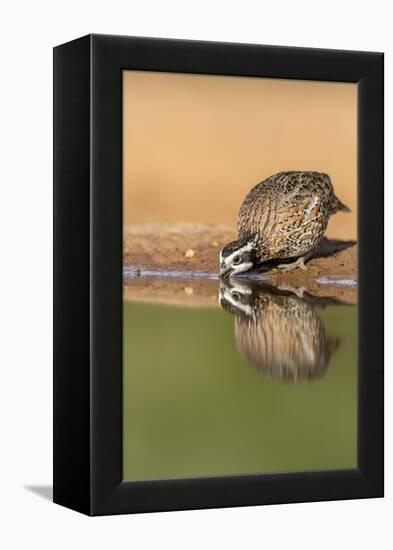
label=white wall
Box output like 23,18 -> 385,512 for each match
1,1 -> 391,548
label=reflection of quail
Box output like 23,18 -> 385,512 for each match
220,171 -> 350,277
219,279 -> 340,381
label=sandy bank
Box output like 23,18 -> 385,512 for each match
123,223 -> 357,305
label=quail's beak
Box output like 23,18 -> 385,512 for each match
218,285 -> 233,311
220,262 -> 233,278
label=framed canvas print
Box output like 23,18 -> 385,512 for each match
53,34 -> 384,516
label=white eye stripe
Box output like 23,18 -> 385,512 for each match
229,282 -> 252,295
224,243 -> 254,265
230,262 -> 253,276
222,290 -> 253,316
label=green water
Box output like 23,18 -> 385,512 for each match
123,282 -> 357,481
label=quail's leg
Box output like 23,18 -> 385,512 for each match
275,255 -> 310,272
277,284 -> 307,298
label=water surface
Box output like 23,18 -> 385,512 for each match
123,278 -> 357,481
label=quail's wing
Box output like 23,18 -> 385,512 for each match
273,195 -> 325,239
237,184 -> 325,242
234,296 -> 334,380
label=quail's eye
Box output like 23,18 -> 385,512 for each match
233,255 -> 241,265
232,291 -> 241,302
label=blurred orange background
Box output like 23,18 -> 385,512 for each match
123,71 -> 357,239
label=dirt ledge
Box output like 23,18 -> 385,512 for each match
123,223 -> 357,305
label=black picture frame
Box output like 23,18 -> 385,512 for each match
53,34 -> 384,516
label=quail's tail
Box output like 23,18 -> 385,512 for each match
331,195 -> 351,214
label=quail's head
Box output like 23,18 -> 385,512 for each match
219,235 -> 258,277
219,278 -> 255,317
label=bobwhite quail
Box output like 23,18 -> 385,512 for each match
220,171 -> 350,277
219,279 -> 340,381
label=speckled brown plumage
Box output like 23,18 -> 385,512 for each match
219,280 -> 340,381
237,171 -> 349,263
